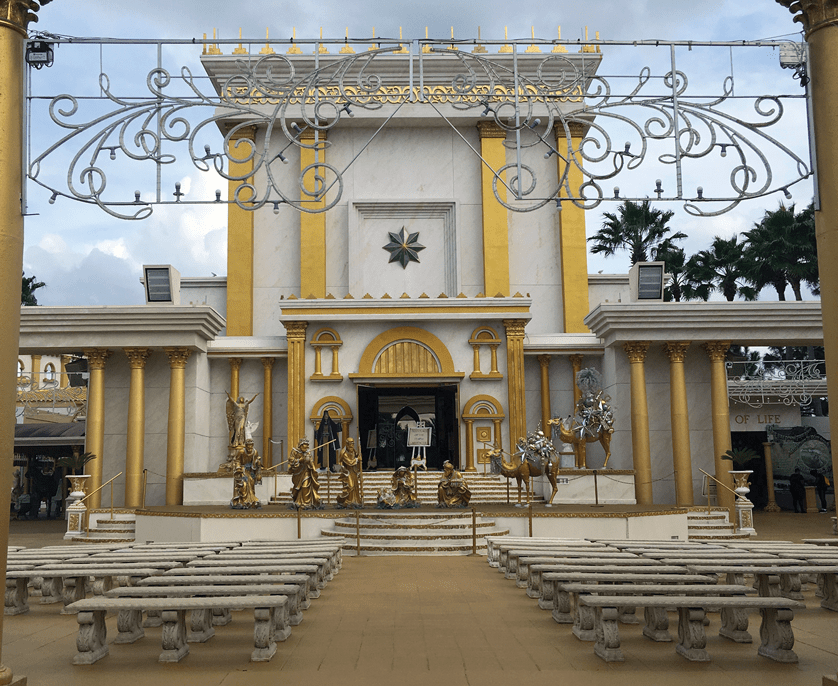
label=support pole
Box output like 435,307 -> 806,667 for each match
471,507 -> 477,555
763,442 -> 781,512
355,509 -> 361,557
528,502 -> 533,537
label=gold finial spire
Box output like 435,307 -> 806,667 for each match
287,27 -> 302,54
340,26 -> 355,53
395,26 -> 408,53
499,26 -> 512,53
595,30 -> 602,53
368,26 -> 377,51
316,26 -> 329,53
581,26 -> 597,53
526,25 -> 541,53
473,25 -> 487,53
260,27 -> 275,55
207,28 -> 222,55
423,26 -> 432,53
202,32 -> 208,56
448,25 -> 458,50
552,25 -> 568,53
233,27 -> 248,55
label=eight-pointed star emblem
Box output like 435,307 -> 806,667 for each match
383,226 -> 425,269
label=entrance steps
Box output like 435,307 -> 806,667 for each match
686,507 -> 751,540
71,510 -> 136,543
270,470 -> 542,506
321,511 -> 510,555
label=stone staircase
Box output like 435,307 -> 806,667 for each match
686,507 -> 750,540
71,510 -> 137,543
321,511 -> 510,555
270,470 -> 542,506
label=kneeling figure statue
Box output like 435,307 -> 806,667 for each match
437,460 -> 471,508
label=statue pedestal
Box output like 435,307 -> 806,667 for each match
541,469 -> 637,505
183,473 -> 292,506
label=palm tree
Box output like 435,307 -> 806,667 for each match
652,244 -> 709,302
590,199 -> 687,265
741,203 -> 818,301
687,236 -> 758,302
21,272 -> 45,306
795,202 -> 819,296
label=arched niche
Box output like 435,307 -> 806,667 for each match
462,394 -> 506,471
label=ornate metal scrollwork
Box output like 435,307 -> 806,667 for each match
726,359 -> 827,408
28,39 -> 811,219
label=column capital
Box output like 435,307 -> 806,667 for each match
537,354 -> 551,369
663,341 -> 691,363
0,0 -> 52,35
283,320 -> 309,341
83,348 -> 112,370
502,319 -> 527,338
702,340 -> 731,362
124,347 -> 152,369
224,123 -> 258,141
569,354 -> 584,368
477,121 -> 507,139
164,347 -> 192,369
776,0 -> 838,36
623,341 -> 650,363
299,127 -> 327,143
229,357 -> 243,372
555,121 -> 589,140
261,356 -> 276,370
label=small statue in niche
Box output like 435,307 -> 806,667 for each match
288,438 -> 323,510
437,460 -> 471,508
230,439 -> 263,509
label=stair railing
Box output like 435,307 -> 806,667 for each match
78,471 -> 123,535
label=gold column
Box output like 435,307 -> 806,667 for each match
164,347 -> 192,506
703,341 -> 735,512
226,125 -> 256,336
762,442 -> 781,512
492,419 -> 503,453
777,1 -> 838,493
556,123 -> 590,333
83,348 -> 112,509
569,354 -> 583,405
124,348 -> 151,508
503,319 -> 527,452
283,322 -> 308,449
664,342 -> 693,506
30,354 -> 41,387
261,357 -> 274,468
477,122 -> 510,297
624,342 -> 653,504
537,355 -> 552,438
299,128 -> 327,299
229,357 -> 242,399
464,419 -> 476,471
489,344 -> 500,375
60,354 -> 71,388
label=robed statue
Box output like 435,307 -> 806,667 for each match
437,460 -> 471,508
226,392 -> 258,448
288,438 -> 323,510
376,466 -> 419,509
336,437 -> 363,509
230,438 -> 263,509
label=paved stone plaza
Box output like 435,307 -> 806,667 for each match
4,512 -> 837,686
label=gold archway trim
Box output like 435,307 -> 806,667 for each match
355,326 -> 458,376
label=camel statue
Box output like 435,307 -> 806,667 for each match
549,415 -> 613,469
498,436 -> 559,505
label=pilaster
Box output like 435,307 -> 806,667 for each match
124,347 -> 151,508
478,122 -> 510,297
624,342 -> 652,504
261,357 -> 275,468
503,319 -> 527,451
663,341 -> 693,506
703,341 -> 735,511
82,348 -> 112,509
284,321 -> 308,453
164,347 -> 192,506
299,128 -> 327,299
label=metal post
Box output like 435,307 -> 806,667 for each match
471,508 -> 477,555
296,506 -> 301,539
506,477 -> 510,504
142,469 -> 148,508
355,509 -> 361,557
110,479 -> 114,520
592,469 -> 601,507
528,502 -> 533,537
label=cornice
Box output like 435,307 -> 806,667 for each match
1,0 -> 53,35
776,0 -> 838,36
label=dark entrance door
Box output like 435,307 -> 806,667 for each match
357,385 -> 459,470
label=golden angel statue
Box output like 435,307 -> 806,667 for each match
336,437 -> 363,509
288,438 -> 322,510
226,392 -> 258,447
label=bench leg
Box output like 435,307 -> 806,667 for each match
287,593 -> 303,626
144,609 -> 162,627
39,577 -> 63,605
188,608 -> 215,643
593,607 -> 624,662
159,609 -> 189,663
74,610 -> 109,665
719,606 -> 752,643
758,607 -> 798,663
820,573 -> 838,611
539,578 -> 555,611
756,573 -> 781,598
212,607 -> 232,626
642,606 -> 672,642
516,565 -> 529,589
780,574 -> 804,601
92,575 -> 113,596
61,576 -> 87,615
115,609 -> 145,644
816,574 -> 825,599
251,608 -> 277,662
272,602 -> 291,642
526,571 -> 541,599
504,558 -> 518,580
572,599 -> 598,641
552,589 -> 573,624
30,577 -> 42,597
618,605 -> 639,625
4,578 -> 29,616
675,607 -> 710,662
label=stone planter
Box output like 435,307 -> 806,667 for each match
729,470 -> 755,536
64,474 -> 89,539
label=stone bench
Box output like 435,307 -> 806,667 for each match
513,553 -> 647,587
494,542 -> 607,571
67,594 -> 290,664
231,547 -> 343,570
107,582 -> 304,627
803,538 -> 838,547
210,552 -> 338,580
559,583 -> 756,643
488,538 -> 605,568
184,559 -> 328,589
240,541 -> 345,565
163,565 -> 323,598
578,594 -> 805,663
139,573 -> 312,610
498,547 -> 617,576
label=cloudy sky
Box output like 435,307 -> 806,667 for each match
22,0 -> 811,306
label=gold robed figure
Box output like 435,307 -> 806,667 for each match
437,460 -> 471,507
392,466 -> 418,506
230,438 -> 263,509
288,438 -> 322,509
336,437 -> 363,508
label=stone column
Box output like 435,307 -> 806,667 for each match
492,419 -> 503,454
763,442 -> 781,512
225,125 -> 256,336
664,342 -> 694,506
489,344 -> 500,375
624,342 -> 653,504
261,357 -> 274,468
284,322 -> 308,449
60,354 -> 71,388
477,122 -> 510,297
299,128 -> 327,299
777,1 -> 838,494
124,348 -> 151,508
164,347 -> 192,506
503,319 -> 528,453
538,355 -> 552,438
569,354 -> 583,405
83,348 -> 112,509
31,354 -> 41,386
1,4 -> 53,680
464,419 -> 476,472
229,357 -> 242,400
703,341 -> 735,512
